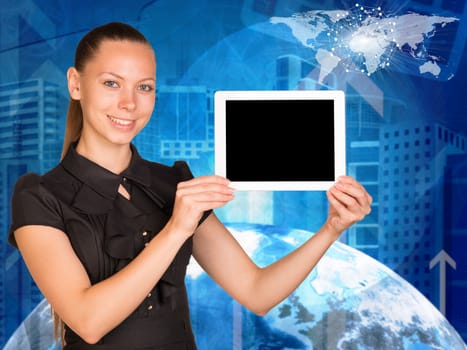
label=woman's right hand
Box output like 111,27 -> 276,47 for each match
168,175 -> 235,238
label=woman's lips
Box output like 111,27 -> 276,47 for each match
108,115 -> 135,128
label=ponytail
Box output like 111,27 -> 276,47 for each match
61,99 -> 83,159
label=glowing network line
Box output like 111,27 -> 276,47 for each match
322,3 -> 399,76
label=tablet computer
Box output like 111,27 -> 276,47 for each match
214,90 -> 346,191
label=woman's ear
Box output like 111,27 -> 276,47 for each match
67,67 -> 81,100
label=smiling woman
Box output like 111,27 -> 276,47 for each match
66,39 -> 156,173
7,21 -> 372,350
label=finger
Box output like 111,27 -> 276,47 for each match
185,190 -> 235,203
177,183 -> 235,199
329,184 -> 371,219
326,188 -> 346,212
175,186 -> 235,211
178,175 -> 231,190
334,179 -> 372,209
326,190 -> 353,231
176,196 -> 234,215
327,188 -> 368,226
329,185 -> 358,209
336,176 -> 366,194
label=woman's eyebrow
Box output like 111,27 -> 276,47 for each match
99,72 -> 155,82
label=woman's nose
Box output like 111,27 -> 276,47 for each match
118,88 -> 136,111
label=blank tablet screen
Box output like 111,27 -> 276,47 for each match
214,90 -> 346,191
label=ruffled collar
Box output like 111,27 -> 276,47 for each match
61,142 -> 150,198
60,142 -> 165,215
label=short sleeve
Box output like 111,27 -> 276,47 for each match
8,173 -> 65,248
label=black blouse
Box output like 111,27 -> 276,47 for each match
8,143 -> 211,349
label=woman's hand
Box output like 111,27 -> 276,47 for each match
325,175 -> 373,239
169,175 -> 235,238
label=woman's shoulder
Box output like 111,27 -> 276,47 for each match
12,172 -> 50,200
12,163 -> 75,204
13,172 -> 42,190
8,168 -> 67,247
14,161 -> 56,181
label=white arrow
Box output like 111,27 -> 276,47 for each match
429,249 -> 456,315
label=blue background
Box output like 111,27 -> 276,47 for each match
0,0 -> 466,348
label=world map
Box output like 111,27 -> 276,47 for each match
270,5 -> 459,82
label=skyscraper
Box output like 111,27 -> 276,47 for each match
0,79 -> 64,344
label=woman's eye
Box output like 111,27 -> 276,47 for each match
139,84 -> 154,92
104,80 -> 119,88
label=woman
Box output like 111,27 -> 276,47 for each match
8,22 -> 372,349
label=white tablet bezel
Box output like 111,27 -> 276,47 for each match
214,90 -> 346,191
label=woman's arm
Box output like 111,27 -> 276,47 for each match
14,175 -> 235,344
193,175 -> 372,315
15,222 -> 188,344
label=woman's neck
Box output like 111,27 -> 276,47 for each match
75,138 -> 132,174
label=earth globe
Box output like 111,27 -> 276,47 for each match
4,223 -> 466,349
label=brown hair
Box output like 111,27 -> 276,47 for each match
55,22 -> 152,348
61,21 -> 152,159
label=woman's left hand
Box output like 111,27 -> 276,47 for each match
325,175 -> 373,238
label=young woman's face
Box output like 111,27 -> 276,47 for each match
72,39 -> 156,147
